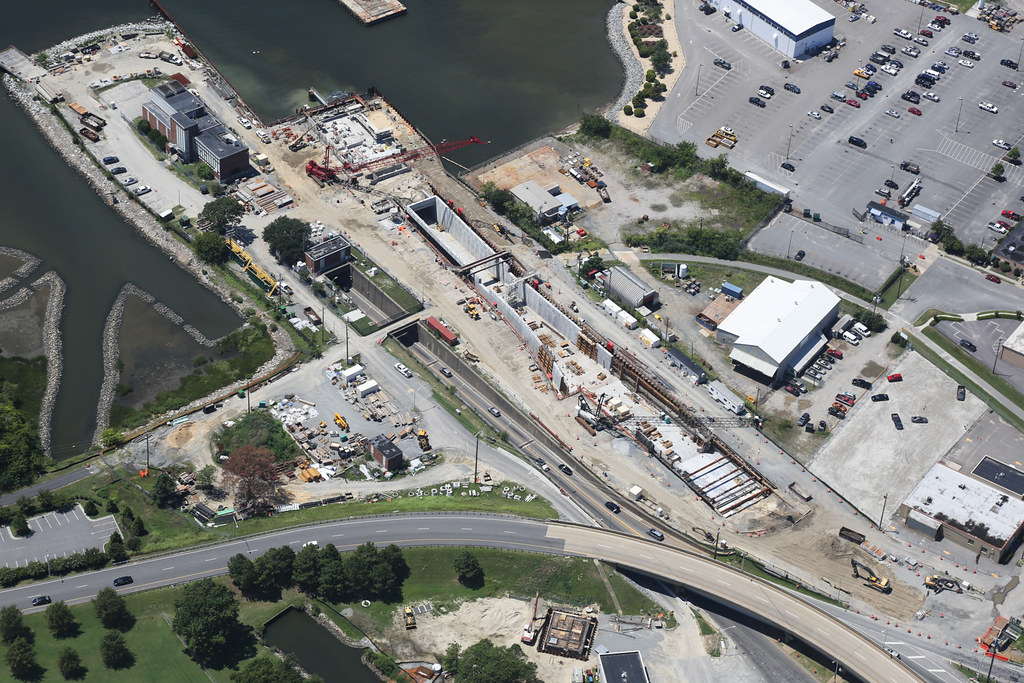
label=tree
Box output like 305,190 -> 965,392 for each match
227,553 -> 260,595
0,397 -> 44,492
292,543 -> 321,594
857,311 -> 887,333
992,162 -> 1006,178
0,604 -> 26,643
263,216 -> 311,267
209,180 -> 224,197
100,428 -> 123,448
197,164 -> 215,181
318,543 -> 348,601
107,534 -> 128,564
455,639 -> 538,683
5,636 -> 37,679
650,44 -> 672,73
195,232 -> 229,265
82,500 -> 98,516
195,464 -> 217,488
93,587 -> 131,630
172,578 -> 242,666
453,550 -> 484,588
136,118 -> 151,134
57,646 -> 85,679
254,545 -> 295,590
129,516 -> 146,537
1009,147 -> 1021,162
199,197 -> 245,235
45,601 -> 79,639
10,511 -> 29,537
221,445 -> 285,511
99,632 -> 133,669
230,654 -> 308,683
442,642 -> 461,675
579,114 -> 611,139
151,472 -> 177,508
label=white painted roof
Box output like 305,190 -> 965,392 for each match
1003,320 -> 1024,355
718,277 -> 839,364
742,0 -> 835,36
903,463 -> 1024,546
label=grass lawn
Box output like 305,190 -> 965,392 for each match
331,547 -> 662,635
644,260 -> 774,294
878,271 -> 918,310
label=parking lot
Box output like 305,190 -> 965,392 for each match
945,409 -> 1024,480
936,317 -> 1024,394
889,254 -> 1024,324
0,505 -> 120,568
651,0 -> 1024,251
806,351 -> 987,523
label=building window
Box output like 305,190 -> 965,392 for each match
968,539 -> 975,546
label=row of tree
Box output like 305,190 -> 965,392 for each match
228,541 -> 409,603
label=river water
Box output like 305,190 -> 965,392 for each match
262,608 -> 379,683
0,0 -> 620,449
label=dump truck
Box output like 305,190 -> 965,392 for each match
851,559 -> 891,593
417,429 -> 431,451
404,607 -> 416,629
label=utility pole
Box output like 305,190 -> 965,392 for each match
994,336 -> 1004,374
146,433 -> 150,470
474,431 -> 482,484
878,493 -> 887,532
713,526 -> 722,560
956,97 -> 964,133
786,125 -> 794,159
246,387 -> 251,414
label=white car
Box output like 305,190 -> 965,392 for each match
933,61 -> 948,70
914,36 -> 929,46
807,111 -> 821,120
720,126 -> 735,134
394,362 -> 413,378
121,176 -> 138,186
923,92 -> 940,102
893,28 -> 912,39
236,116 -> 252,129
885,109 -> 901,118
902,46 -> 920,57
979,101 -> 999,113
994,139 -> 1012,150
945,47 -> 961,57
988,222 -> 1008,234
965,32 -> 979,40
959,59 -> 974,68
132,185 -> 151,197
758,88 -> 773,99
881,64 -> 899,75
928,22 -> 944,31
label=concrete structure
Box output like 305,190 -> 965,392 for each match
716,277 -> 840,381
899,463 -> 1024,563
368,434 -> 403,471
709,0 -> 835,58
304,235 -> 351,275
743,171 -> 790,197
511,179 -> 562,224
598,652 -> 650,683
536,608 -> 598,660
141,81 -> 249,180
1000,321 -> 1024,370
605,266 -> 658,309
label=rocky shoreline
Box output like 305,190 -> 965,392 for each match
32,272 -> 65,456
2,23 -> 296,449
605,2 -> 646,122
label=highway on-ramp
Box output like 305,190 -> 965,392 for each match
0,513 -> 924,682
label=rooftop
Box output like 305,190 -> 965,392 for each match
537,609 -> 596,657
903,463 -> 1024,548
1003,320 -> 1024,354
511,179 -> 562,216
743,0 -> 835,36
598,651 -> 650,683
718,277 -> 839,362
305,235 -> 351,261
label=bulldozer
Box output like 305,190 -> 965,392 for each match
925,575 -> 964,595
404,607 -> 416,629
851,559 -> 892,593
417,429 -> 431,451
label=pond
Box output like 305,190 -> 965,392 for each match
262,607 -> 379,683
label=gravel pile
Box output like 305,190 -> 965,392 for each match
605,4 -> 646,123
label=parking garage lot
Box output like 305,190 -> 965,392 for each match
652,0 -> 1024,252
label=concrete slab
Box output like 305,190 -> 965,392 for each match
807,352 -> 987,523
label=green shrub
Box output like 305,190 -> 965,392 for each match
623,105 -> 633,116
634,108 -> 646,118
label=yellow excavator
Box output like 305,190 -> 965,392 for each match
925,575 -> 963,595
851,559 -> 892,593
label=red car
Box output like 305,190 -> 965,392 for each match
835,394 -> 855,407
998,220 -> 1012,230
887,373 -> 903,382
934,15 -> 949,25
908,107 -> 922,116
1002,210 -> 1021,221
826,348 -> 844,360
1004,81 -> 1018,89
847,99 -> 861,108
987,274 -> 1002,283
785,385 -> 800,396
920,29 -> 933,37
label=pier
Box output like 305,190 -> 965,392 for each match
337,0 -> 407,25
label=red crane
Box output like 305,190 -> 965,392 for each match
521,591 -> 541,645
305,144 -> 339,182
343,136 -> 486,174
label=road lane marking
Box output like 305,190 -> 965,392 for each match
756,596 -> 769,603
908,655 -> 925,659
717,579 -> 730,586
460,528 -> 473,531
927,669 -> 944,673
333,533 -> 346,537
162,566 -> 175,571
416,528 -> 429,531
375,530 -> 387,533
786,610 -> 799,618
854,651 -> 865,660
204,557 -> 218,562
75,585 -> 87,589
817,628 -> 828,635
503,531 -> 516,534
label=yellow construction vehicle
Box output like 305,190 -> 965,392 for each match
925,575 -> 963,595
417,429 -> 431,451
404,607 -> 416,629
851,559 -> 891,593
334,412 -> 348,431
318,420 -> 327,435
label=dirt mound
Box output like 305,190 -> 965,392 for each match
165,422 -> 196,449
815,533 -> 854,560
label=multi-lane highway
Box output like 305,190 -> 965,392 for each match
2,513 -> 924,682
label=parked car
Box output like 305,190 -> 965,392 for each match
785,385 -> 800,396
908,107 -> 922,116
963,50 -> 980,60
826,348 -> 843,359
987,274 -> 1002,283
121,176 -> 138,186
945,47 -> 961,57
988,222 -> 1008,234
871,393 -> 889,402
923,92 -> 940,102
714,58 -> 732,69
1003,210 -> 1021,221
887,373 -> 903,382
1004,81 -> 1018,89
911,416 -> 929,424
853,378 -> 872,389
797,413 -> 810,427
795,249 -> 806,261
891,413 -> 904,430
781,162 -> 796,172
132,185 -> 151,197
394,362 -> 413,378
920,29 -> 933,37
731,23 -> 743,32
959,339 -> 977,352
885,179 -> 899,189
807,110 -> 821,120
959,59 -> 975,68
110,166 -> 127,175
885,109 -> 901,118
821,104 -> 835,113
749,96 -> 766,108
957,385 -> 966,401
979,101 -> 998,113
1001,59 -> 1019,69
102,156 -> 119,165
784,83 -> 801,93
914,36 -> 929,46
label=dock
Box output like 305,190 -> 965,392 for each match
337,0 -> 407,25
0,46 -> 48,82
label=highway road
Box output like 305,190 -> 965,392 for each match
2,514 -> 924,683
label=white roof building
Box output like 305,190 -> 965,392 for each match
711,0 -> 835,58
511,180 -> 562,223
716,277 -> 839,380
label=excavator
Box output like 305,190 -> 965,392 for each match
925,575 -> 964,595
851,559 -> 892,593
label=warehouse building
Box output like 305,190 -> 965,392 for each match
716,277 -> 839,381
511,180 -> 562,224
708,0 -> 835,58
900,463 -> 1024,564
604,266 -> 659,309
1000,322 -> 1024,371
141,81 -> 250,180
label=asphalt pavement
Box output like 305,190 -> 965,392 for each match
0,466 -> 95,507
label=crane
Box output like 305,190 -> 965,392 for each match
342,136 -> 486,175
850,559 -> 892,593
305,144 -> 339,183
521,591 -> 541,645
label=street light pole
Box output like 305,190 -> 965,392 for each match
878,493 -> 888,532
696,63 -> 703,96
889,164 -> 895,182
787,229 -> 794,259
786,125 -> 794,159
956,97 -> 963,133
713,526 -> 722,560
1018,37 -> 1024,69
473,431 -> 482,484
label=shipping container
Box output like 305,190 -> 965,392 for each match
426,316 -> 457,346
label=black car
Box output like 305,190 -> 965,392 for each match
714,58 -> 732,70
113,576 -> 133,586
881,44 -> 897,54
604,501 -> 621,514
796,412 -> 810,427
884,179 -> 899,189
852,378 -> 872,389
30,596 -> 51,607
794,249 -> 806,261
781,162 -> 795,172
102,156 -> 119,165
534,457 -> 546,467
828,407 -> 846,420
784,83 -> 801,93
915,75 -> 935,87
956,385 -> 966,401
1001,59 -> 1019,69
731,23 -> 743,32
557,463 -> 573,476
911,416 -> 929,424
871,393 -> 889,402
748,96 -> 766,107
760,85 -> 775,95
821,104 -> 834,113
891,413 -> 904,430
959,339 -> 977,352
818,420 -> 827,432
870,54 -> 888,65
439,366 -> 453,377
110,167 -> 127,175
902,90 -> 921,103
891,59 -> 904,69
963,50 -> 979,60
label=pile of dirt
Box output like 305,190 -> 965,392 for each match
815,533 -> 855,560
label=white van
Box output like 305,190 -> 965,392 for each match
853,322 -> 872,337
923,69 -> 941,81
843,331 -> 861,345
